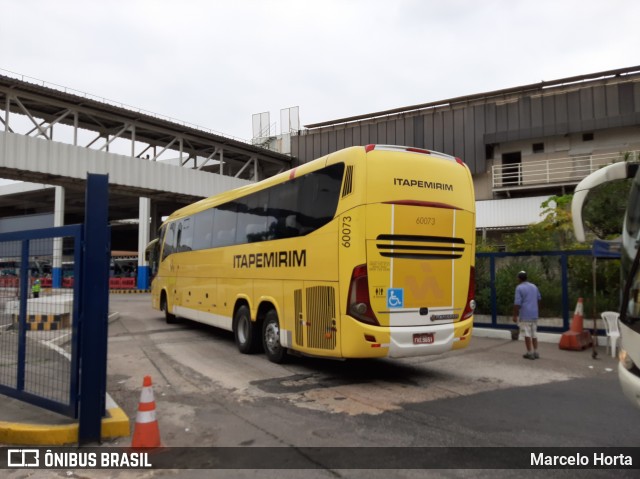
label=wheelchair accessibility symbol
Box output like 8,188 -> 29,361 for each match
387,288 -> 404,308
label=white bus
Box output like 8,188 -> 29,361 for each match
572,161 -> 640,409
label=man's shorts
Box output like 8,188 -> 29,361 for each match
519,320 -> 538,339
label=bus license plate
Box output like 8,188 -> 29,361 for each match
413,333 -> 434,345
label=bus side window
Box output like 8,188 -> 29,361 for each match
212,202 -> 238,247
297,163 -> 344,234
162,222 -> 176,260
267,180 -> 300,239
178,217 -> 193,252
193,209 -> 215,250
236,191 -> 269,244
157,225 -> 166,258
176,223 -> 182,252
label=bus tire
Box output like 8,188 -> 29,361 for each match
233,305 -> 259,354
161,293 -> 178,324
262,309 -> 287,363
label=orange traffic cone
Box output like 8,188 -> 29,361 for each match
131,375 -> 162,448
559,298 -> 591,351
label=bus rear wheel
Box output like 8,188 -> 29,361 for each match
263,309 -> 287,363
161,293 -> 177,324
233,305 -> 259,354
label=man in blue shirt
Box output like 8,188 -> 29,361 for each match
512,271 -> 542,360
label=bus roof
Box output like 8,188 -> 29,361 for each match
162,145 -> 466,225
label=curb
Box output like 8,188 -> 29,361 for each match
473,327 -> 608,346
0,394 -> 129,446
0,314 -> 129,445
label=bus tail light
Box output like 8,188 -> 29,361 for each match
462,266 -> 476,320
348,264 -> 379,326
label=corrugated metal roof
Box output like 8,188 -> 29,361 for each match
304,66 -> 640,129
476,196 -> 551,229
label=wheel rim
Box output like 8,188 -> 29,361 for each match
264,320 -> 280,354
237,315 -> 249,344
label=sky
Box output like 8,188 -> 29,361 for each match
1,0 -> 640,142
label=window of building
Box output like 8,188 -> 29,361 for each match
532,142 -> 544,153
582,133 -> 594,141
485,144 -> 495,160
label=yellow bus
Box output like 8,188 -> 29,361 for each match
149,145 -> 476,362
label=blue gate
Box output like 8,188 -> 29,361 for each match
0,174 -> 110,444
0,224 -> 83,417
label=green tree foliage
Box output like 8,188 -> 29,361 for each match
475,172 -> 632,319
503,194 -> 586,252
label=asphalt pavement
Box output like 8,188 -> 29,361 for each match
0,294 -> 638,479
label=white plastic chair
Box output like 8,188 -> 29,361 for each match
600,311 -> 621,358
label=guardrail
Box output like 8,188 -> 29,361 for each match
492,151 -> 640,190
11,276 -> 139,290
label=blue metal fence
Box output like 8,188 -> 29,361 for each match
0,224 -> 82,417
475,250 -> 607,333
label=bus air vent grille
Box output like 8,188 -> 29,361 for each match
306,286 -> 337,350
294,288 -> 303,347
341,165 -> 354,197
376,234 -> 465,260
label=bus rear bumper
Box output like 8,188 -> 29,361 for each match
340,315 -> 473,359
388,317 -> 473,358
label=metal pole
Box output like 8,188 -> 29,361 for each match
137,197 -> 151,290
16,240 -> 30,392
490,255 -> 497,327
78,174 -> 110,444
561,253 -> 569,329
4,94 -> 9,131
52,187 -> 65,288
592,255 -> 599,358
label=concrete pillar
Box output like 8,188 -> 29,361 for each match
52,186 -> 65,288
137,197 -> 151,290
150,200 -> 159,238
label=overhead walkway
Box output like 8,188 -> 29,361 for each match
0,71 -> 295,290
0,131 -> 250,201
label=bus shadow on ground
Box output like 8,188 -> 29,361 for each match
162,316 -> 451,393
250,358 -> 447,394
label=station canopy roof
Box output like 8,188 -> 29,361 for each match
476,195 -> 551,230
